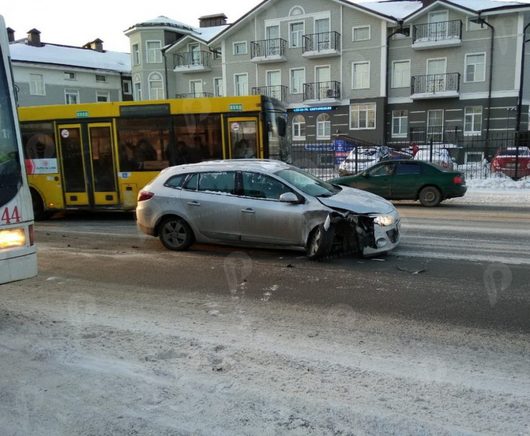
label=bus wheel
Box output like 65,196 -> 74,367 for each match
158,216 -> 194,251
30,190 -> 48,221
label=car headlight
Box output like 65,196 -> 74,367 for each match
373,215 -> 395,227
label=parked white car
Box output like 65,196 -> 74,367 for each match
414,148 -> 455,170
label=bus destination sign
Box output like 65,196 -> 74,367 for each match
229,104 -> 243,111
76,111 -> 89,118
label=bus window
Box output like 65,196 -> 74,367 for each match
229,119 -> 258,158
21,122 -> 58,175
117,117 -> 170,171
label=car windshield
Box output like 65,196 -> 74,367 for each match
275,167 -> 340,197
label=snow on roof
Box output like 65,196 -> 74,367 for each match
359,1 -> 423,20
447,0 -> 526,11
125,16 -> 194,32
194,25 -> 229,42
10,42 -> 131,73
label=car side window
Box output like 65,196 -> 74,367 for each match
198,171 -> 236,194
164,173 -> 187,189
241,171 -> 291,200
395,163 -> 421,175
183,173 -> 199,190
368,163 -> 394,177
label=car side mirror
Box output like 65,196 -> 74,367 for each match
279,192 -> 300,203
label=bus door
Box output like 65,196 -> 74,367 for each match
226,117 -> 261,159
57,123 -> 118,208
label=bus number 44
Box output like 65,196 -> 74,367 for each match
1,206 -> 21,224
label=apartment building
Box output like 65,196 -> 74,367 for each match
9,28 -> 132,107
126,0 -> 530,153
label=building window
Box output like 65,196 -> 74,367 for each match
392,60 -> 411,89
29,74 -> 45,95
96,91 -> 110,102
65,89 -> 79,104
467,17 -> 486,31
214,77 -> 224,96
123,80 -> 132,95
290,68 -> 305,94
190,80 -> 203,97
133,81 -> 142,101
146,41 -> 162,64
464,106 -> 482,136
64,72 -> 76,81
465,53 -> 486,82
427,109 -> 444,141
316,113 -> 331,140
289,22 -> 304,48
213,47 -> 222,59
352,61 -> 370,89
133,44 -> 140,65
350,103 -> 376,130
292,114 -> 306,140
233,41 -> 248,55
392,110 -> 408,138
234,73 -> 248,96
148,72 -> 164,99
352,26 -> 371,41
96,74 -> 106,83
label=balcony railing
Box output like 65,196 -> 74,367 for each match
411,73 -> 460,98
303,81 -> 341,101
173,51 -> 212,72
175,92 -> 214,99
251,85 -> 288,102
250,38 -> 287,62
412,20 -> 462,47
302,31 -> 340,57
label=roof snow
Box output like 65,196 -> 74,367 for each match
125,16 -> 195,32
10,43 -> 131,73
359,1 -> 423,19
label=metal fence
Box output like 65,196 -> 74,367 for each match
287,130 -> 529,181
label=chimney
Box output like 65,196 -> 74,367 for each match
198,13 -> 227,28
26,28 -> 42,47
83,38 -> 104,52
7,27 -> 15,43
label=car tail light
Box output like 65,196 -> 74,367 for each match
453,175 -> 464,185
138,190 -> 154,202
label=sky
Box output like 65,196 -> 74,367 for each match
1,0 -> 264,53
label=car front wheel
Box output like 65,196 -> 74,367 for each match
419,186 -> 442,207
306,224 -> 334,260
158,216 -> 194,251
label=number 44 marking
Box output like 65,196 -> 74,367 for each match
1,206 -> 21,224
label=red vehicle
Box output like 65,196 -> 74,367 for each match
490,146 -> 530,179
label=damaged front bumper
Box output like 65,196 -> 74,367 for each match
315,210 -> 400,258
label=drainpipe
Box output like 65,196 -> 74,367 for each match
162,47 -> 169,99
515,22 -> 530,134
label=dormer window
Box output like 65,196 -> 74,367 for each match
64,72 -> 76,80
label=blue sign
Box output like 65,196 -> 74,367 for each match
293,106 -> 334,113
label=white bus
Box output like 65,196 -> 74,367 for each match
0,15 -> 37,284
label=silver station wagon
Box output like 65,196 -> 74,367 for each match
136,160 -> 400,259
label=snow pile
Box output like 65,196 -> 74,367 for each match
466,175 -> 530,190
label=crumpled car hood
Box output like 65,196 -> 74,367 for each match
318,186 -> 395,214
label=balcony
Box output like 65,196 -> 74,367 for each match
302,31 -> 341,58
303,81 -> 341,104
412,20 -> 462,49
173,51 -> 212,73
175,92 -> 214,99
251,85 -> 288,102
250,38 -> 287,63
411,73 -> 460,99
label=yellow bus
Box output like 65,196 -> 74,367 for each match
18,96 -> 288,219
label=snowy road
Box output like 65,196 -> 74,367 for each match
395,204 -> 530,265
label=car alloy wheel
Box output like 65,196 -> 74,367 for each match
419,186 -> 442,207
158,216 -> 194,251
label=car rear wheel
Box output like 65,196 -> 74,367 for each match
419,186 -> 442,207
158,216 -> 194,251
306,224 -> 334,260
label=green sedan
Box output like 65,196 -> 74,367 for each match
330,159 -> 467,207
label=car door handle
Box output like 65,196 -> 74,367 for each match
187,201 -> 200,206
241,208 -> 255,214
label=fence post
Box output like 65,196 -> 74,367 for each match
515,134 -> 520,180
355,146 -> 358,174
429,137 -> 434,162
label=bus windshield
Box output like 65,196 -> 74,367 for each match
0,44 -> 22,207
263,97 -> 289,161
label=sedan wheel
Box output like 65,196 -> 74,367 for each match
158,217 -> 194,251
306,225 -> 334,260
419,186 -> 442,207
